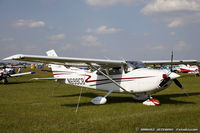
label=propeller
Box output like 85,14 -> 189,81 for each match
159,51 -> 189,96
160,51 -> 184,90
170,51 -> 184,89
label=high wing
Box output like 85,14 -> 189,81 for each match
3,54 -> 126,68
10,72 -> 35,77
3,50 -> 198,67
142,60 -> 198,65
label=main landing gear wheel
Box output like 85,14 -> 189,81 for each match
91,90 -> 113,105
2,78 -> 8,85
91,96 -> 107,105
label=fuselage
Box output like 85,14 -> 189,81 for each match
51,64 -> 179,95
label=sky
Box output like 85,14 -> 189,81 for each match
0,0 -> 200,61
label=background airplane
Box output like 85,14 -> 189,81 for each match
175,64 -> 199,76
143,51 -> 199,76
0,66 -> 35,84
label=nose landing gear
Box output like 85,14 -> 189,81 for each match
143,97 -> 160,106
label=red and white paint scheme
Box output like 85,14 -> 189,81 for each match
176,64 -> 199,75
4,50 -> 196,105
143,98 -> 160,106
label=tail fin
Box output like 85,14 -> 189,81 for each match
46,49 -> 68,76
46,49 -> 58,57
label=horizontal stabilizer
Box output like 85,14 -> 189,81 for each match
31,77 -> 65,80
10,71 -> 35,77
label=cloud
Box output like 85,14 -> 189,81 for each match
141,0 -> 200,27
174,41 -> 189,51
87,25 -> 121,34
81,35 -> 101,46
13,19 -> 45,28
48,34 -> 65,41
168,20 -> 183,28
85,0 -> 144,7
141,0 -> 200,15
0,37 -> 14,42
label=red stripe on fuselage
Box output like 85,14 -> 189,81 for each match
180,68 -> 197,73
84,75 -> 154,83
53,73 -> 155,83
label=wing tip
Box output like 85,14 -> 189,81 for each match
3,54 -> 24,60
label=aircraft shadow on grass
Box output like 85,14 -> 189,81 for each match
0,79 -> 51,85
56,92 -> 200,107
0,81 -> 34,85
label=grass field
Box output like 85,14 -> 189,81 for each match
0,69 -> 200,133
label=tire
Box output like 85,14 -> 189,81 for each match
2,78 -> 8,84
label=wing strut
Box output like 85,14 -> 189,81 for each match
89,64 -> 129,93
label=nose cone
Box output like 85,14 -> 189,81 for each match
169,72 -> 180,79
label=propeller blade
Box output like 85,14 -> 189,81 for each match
173,78 -> 189,96
173,79 -> 184,90
159,77 -> 171,87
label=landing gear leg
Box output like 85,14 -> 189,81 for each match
132,94 -> 149,101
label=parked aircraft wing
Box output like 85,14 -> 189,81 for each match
142,60 -> 198,65
3,54 -> 126,68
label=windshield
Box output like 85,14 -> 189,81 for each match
126,61 -> 146,70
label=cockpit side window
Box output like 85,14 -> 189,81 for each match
96,67 -> 122,75
125,61 -> 146,73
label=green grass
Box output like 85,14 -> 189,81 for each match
0,69 -> 200,133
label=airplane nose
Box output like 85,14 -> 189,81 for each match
168,72 -> 180,79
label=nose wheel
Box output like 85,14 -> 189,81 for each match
143,96 -> 160,106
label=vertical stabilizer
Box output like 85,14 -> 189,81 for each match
46,49 -> 58,57
46,50 -> 68,77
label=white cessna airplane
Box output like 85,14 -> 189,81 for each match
3,50 -> 197,105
